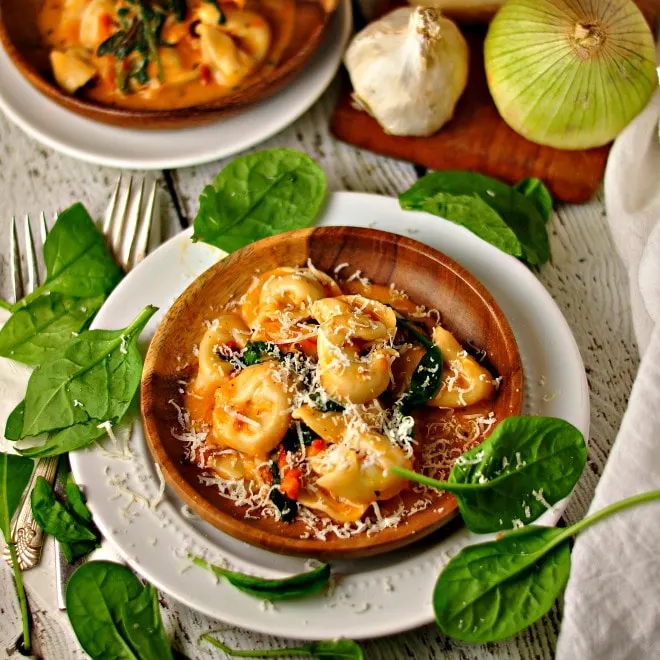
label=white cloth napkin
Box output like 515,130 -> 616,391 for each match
556,89 -> 660,658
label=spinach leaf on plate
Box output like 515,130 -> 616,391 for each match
18,421 -> 107,459
119,584 -> 173,660
400,171 -> 550,265
392,416 -> 587,533
189,554 -> 331,600
18,305 -> 157,439
4,400 -> 25,441
16,203 -> 122,309
514,178 -> 553,224
192,149 -> 327,252
65,469 -> 93,524
0,293 -> 105,365
30,476 -> 97,543
201,633 -> 364,659
0,453 -> 33,539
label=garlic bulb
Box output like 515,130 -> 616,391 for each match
344,7 -> 469,137
408,0 -> 505,24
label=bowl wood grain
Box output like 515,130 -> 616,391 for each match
141,226 -> 523,558
0,0 -> 335,129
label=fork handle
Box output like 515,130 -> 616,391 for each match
3,456 -> 58,570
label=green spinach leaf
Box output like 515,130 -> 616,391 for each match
30,476 -> 97,542
391,416 -> 587,533
400,171 -> 550,265
0,452 -> 35,652
242,341 -> 281,366
66,561 -> 145,660
189,555 -> 331,600
0,293 -> 105,365
119,584 -> 173,660
16,203 -> 122,309
19,305 -> 157,438
201,633 -> 363,659
4,400 -> 25,441
65,470 -> 93,524
19,421 -> 107,459
433,489 -> 660,643
192,149 -> 327,252
515,178 -> 553,224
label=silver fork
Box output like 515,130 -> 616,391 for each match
3,176 -> 159,602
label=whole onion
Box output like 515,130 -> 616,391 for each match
484,0 -> 658,150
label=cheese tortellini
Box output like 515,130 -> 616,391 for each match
184,264 -> 499,530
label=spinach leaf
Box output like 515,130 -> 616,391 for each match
19,305 -> 157,439
0,293 -> 105,365
119,584 -> 173,660
201,633 -> 363,659
242,341 -> 281,366
4,400 -> 25,441
0,453 -> 33,539
281,422 -> 316,452
267,459 -> 298,522
391,416 -> 587,533
19,421 -> 107,459
16,204 -> 122,309
395,317 -> 443,409
65,470 -> 92,523
0,452 -> 35,653
515,178 -> 553,224
58,469 -> 101,562
66,561 -> 145,660
400,171 -> 550,265
189,555 -> 331,600
433,489 -> 660,643
434,525 -> 570,642
0,298 -> 12,311
30,476 -> 97,542
192,149 -> 327,252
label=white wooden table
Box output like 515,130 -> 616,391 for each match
0,76 -> 638,659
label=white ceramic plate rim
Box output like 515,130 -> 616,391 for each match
71,192 -> 590,640
0,0 -> 351,169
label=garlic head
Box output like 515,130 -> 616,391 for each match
344,7 -> 469,137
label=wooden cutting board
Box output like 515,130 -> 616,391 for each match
330,0 -> 660,203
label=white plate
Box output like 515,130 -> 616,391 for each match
70,192 -> 589,640
0,1 -> 351,170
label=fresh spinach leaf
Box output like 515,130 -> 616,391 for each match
400,171 -> 550,265
242,341 -> 281,366
4,400 -> 25,441
19,420 -> 107,459
391,416 -> 587,533
515,178 -> 553,224
30,476 -> 96,543
396,317 -> 443,409
0,452 -> 35,653
0,453 -> 33,539
189,555 -> 331,601
119,584 -> 173,660
0,293 -> 105,365
65,470 -> 92,524
19,305 -> 157,439
433,489 -> 660,643
16,204 -> 122,309
66,561 -> 145,660
62,538 -> 101,564
201,633 -> 363,659
192,149 -> 327,252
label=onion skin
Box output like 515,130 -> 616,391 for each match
484,0 -> 658,150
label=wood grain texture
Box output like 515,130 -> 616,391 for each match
0,0 -> 335,129
0,61 -> 640,660
330,0 -> 660,204
141,226 -> 522,558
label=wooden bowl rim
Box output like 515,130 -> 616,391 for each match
0,0 -> 337,126
141,226 -> 524,557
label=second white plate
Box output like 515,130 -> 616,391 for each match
0,0 -> 352,170
70,192 -> 589,640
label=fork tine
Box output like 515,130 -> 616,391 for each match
110,176 -> 132,269
24,215 -> 39,291
10,216 -> 24,303
131,178 -> 158,270
120,178 -> 143,270
40,211 -> 49,242
104,175 -> 122,237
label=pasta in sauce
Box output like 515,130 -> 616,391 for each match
38,0 -> 297,110
182,264 -> 500,531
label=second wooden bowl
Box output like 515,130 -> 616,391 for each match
141,226 -> 523,558
0,0 -> 337,129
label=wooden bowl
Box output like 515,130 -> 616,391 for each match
141,227 -> 523,558
0,0 -> 336,129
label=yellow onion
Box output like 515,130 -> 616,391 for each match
484,0 -> 658,150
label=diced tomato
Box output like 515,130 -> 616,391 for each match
280,468 -> 301,500
99,13 -> 113,40
200,64 -> 212,86
308,439 -> 326,456
277,446 -> 287,469
298,337 -> 318,356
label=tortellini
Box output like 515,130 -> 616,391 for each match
50,49 -> 97,94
